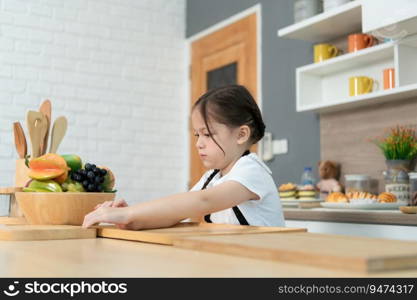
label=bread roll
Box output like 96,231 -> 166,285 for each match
326,192 -> 348,203
378,192 -> 397,203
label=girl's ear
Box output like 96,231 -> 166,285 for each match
237,125 -> 251,145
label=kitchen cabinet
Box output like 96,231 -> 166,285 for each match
278,0 -> 417,45
278,0 -> 417,113
362,0 -> 417,37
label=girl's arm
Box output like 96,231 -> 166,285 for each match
82,181 -> 259,230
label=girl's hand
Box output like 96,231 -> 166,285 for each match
94,198 -> 128,210
82,205 -> 131,229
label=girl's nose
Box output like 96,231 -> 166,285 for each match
196,136 -> 204,149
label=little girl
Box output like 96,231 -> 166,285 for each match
82,85 -> 285,229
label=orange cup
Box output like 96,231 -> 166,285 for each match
383,68 -> 395,90
348,33 -> 377,53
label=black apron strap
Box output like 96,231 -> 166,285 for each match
204,214 -> 212,223
205,206 -> 249,225
232,206 -> 249,225
204,206 -> 249,225
203,150 -> 251,225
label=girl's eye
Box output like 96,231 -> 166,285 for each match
193,132 -> 211,137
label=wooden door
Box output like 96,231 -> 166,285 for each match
189,13 -> 258,188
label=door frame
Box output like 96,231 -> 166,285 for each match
184,4 -> 263,189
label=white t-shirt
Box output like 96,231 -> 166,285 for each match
189,153 -> 285,227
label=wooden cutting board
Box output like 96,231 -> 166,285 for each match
96,222 -> 306,245
0,225 -> 96,241
0,222 -> 305,244
173,232 -> 417,273
0,217 -> 27,225
400,206 -> 417,214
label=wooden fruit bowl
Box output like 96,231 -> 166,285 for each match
15,192 -> 115,225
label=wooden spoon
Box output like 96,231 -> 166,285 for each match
13,122 -> 27,159
49,116 -> 68,153
39,99 -> 51,155
26,111 -> 44,158
38,114 -> 48,156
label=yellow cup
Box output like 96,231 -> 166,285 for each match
314,44 -> 339,63
349,76 -> 375,96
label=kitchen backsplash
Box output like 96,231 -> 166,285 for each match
321,97 -> 417,193
0,0 -> 187,205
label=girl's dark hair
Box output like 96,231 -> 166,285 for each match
193,85 -> 265,154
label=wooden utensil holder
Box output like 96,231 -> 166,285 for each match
15,159 -> 30,188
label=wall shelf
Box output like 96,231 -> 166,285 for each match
277,0 -> 417,114
277,1 -> 362,43
298,83 -> 417,113
296,35 -> 417,113
296,41 -> 401,112
298,42 -> 394,76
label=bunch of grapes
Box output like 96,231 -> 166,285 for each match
70,163 -> 107,192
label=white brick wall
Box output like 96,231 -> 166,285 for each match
0,0 -> 187,209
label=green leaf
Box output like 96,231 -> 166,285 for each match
24,155 -> 31,168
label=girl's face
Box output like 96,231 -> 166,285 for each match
191,109 -> 247,173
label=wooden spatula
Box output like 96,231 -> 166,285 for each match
49,116 -> 68,153
13,122 -> 27,159
26,111 -> 44,158
39,99 -> 51,155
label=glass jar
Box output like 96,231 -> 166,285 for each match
0,189 -> 12,217
0,187 -> 22,217
409,172 -> 417,206
0,194 -> 10,217
345,174 -> 371,193
384,160 -> 410,205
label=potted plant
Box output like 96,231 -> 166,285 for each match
374,125 -> 417,168
373,125 -> 417,204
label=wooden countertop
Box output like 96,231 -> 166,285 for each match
284,208 -> 417,225
1,237 -> 417,277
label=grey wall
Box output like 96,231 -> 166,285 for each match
186,0 -> 320,185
